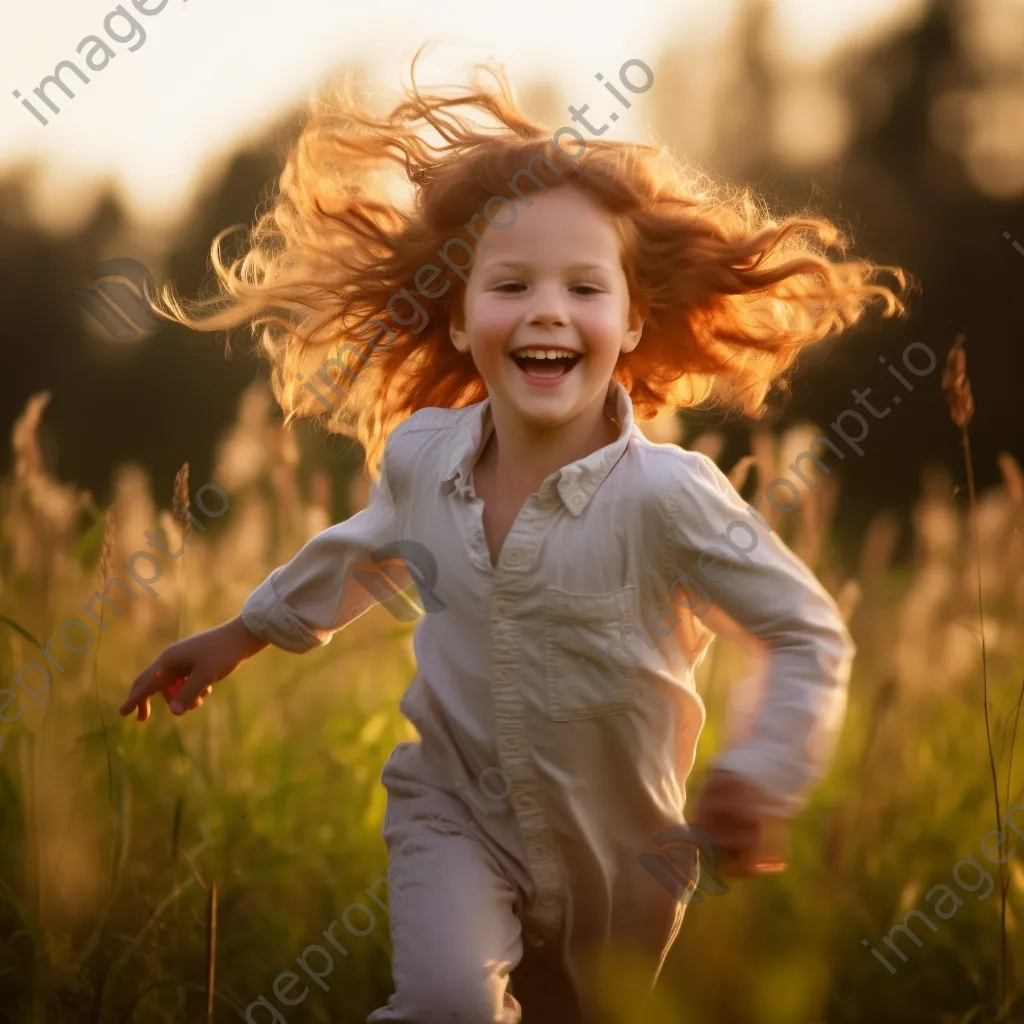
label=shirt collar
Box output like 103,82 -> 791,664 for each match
440,379 -> 638,516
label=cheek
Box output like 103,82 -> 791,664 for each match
577,304 -> 628,355
467,300 -> 519,350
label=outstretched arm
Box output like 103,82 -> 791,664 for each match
120,437 -> 406,720
239,461 -> 403,653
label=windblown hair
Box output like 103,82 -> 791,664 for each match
154,54 -> 908,476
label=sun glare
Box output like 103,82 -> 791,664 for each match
0,0 -> 961,230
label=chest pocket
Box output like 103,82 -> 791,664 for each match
544,585 -> 638,721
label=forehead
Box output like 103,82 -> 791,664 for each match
473,187 -> 623,269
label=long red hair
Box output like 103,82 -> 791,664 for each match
153,54 -> 908,476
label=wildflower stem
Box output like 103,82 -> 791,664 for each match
205,882 -> 217,1024
962,421 -> 1005,1011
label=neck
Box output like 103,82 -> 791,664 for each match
483,387 -> 620,496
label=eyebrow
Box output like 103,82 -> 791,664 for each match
485,260 -> 610,273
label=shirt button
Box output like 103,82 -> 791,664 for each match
504,549 -> 523,566
571,493 -> 583,508
496,601 -> 514,617
529,843 -> 549,859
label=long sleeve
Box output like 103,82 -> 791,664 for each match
240,446 -> 403,654
666,451 -> 855,814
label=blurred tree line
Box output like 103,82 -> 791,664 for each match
0,0 -> 1021,564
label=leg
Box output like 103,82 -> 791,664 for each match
520,840 -> 692,1024
510,935 -> 585,1024
368,809 -> 524,1023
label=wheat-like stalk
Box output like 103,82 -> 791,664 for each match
206,881 -> 218,1024
164,465 -> 192,771
98,508 -> 115,589
942,334 -> 975,430
173,464 -> 190,638
95,509 -> 121,886
96,508 -> 116,783
942,334 -> 1007,1013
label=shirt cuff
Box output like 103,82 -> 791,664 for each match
240,571 -> 330,654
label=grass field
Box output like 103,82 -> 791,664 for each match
1,383 -> 1022,1024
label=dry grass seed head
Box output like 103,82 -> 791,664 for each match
98,509 -> 116,588
941,333 -> 974,430
174,463 -> 191,546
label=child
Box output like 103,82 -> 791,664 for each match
120,57 -> 907,1023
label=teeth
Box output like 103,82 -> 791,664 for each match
512,349 -> 580,360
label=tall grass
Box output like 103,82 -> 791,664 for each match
0,382 -> 1021,1023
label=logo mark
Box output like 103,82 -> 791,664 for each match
637,823 -> 731,906
354,541 -> 447,622
72,258 -> 159,339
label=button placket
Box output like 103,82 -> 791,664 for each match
489,531 -> 565,931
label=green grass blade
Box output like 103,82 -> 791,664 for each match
0,614 -> 43,650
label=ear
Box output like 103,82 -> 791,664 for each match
449,304 -> 471,354
450,324 -> 471,354
620,303 -> 646,354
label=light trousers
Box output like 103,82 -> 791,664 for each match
367,771 -> 688,1024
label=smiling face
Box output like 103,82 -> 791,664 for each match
450,186 -> 644,432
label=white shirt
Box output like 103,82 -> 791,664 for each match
241,380 -> 853,940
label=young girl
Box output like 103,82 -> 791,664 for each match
120,59 -> 906,1023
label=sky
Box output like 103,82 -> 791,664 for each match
0,0 -> 926,235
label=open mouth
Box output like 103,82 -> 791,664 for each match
510,347 -> 582,381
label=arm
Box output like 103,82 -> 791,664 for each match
667,451 -> 854,817
240,448 -> 403,652
120,436 -> 405,720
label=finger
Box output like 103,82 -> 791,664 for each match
159,675 -> 188,708
147,666 -> 189,721
187,687 -> 210,709
169,669 -> 213,715
718,837 -> 788,877
119,670 -> 151,717
120,661 -> 174,720
120,661 -> 175,716
752,858 -> 787,873
750,826 -> 788,874
717,848 -> 762,878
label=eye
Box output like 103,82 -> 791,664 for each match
571,285 -> 602,295
492,282 -> 526,293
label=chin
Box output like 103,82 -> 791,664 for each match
486,357 -> 613,427
509,390 -> 595,430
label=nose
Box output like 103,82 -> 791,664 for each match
525,282 -> 569,328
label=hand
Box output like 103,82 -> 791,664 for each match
689,769 -> 789,879
119,616 -> 268,722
